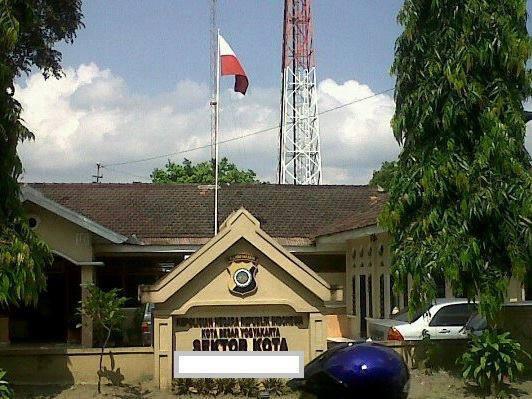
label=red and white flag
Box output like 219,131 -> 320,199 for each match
219,34 -> 249,95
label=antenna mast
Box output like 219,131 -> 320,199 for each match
92,163 -> 103,183
278,0 -> 322,185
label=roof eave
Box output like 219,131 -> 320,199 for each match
315,224 -> 385,245
21,185 -> 128,244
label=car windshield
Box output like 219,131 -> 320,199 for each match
393,307 -> 425,323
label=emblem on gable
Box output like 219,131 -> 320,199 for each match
227,254 -> 258,296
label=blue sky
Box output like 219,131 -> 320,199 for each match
57,0 -> 402,94
17,1 -> 532,184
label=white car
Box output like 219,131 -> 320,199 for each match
366,299 -> 478,341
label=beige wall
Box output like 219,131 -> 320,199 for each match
0,347 -> 153,385
145,209 -> 332,390
173,305 -> 311,362
158,240 -> 323,315
326,314 -> 349,338
507,277 -> 525,302
24,203 -> 93,262
151,239 -> 330,389
345,233 -> 526,339
346,233 -> 392,338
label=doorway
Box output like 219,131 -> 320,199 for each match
8,257 -> 80,343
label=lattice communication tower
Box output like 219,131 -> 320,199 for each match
278,0 -> 322,185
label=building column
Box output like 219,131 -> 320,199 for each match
445,280 -> 454,299
154,313 -> 173,390
81,264 -> 95,347
309,313 -> 327,361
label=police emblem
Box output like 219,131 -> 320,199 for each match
227,254 -> 258,296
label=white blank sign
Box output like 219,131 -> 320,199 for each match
174,351 -> 304,378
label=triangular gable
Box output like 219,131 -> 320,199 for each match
141,208 -> 332,308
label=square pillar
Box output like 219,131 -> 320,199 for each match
309,313 -> 327,361
153,314 -> 173,390
81,264 -> 95,348
445,280 -> 454,299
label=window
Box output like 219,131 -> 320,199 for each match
525,271 -> 532,301
351,276 -> 356,315
434,274 -> 446,298
379,274 -> 385,318
359,275 -> 367,337
403,277 -> 409,307
429,303 -> 477,327
368,275 -> 373,318
28,215 -> 40,229
390,275 -> 396,312
394,307 -> 425,323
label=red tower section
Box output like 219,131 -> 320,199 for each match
282,0 -> 315,71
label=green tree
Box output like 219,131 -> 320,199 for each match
78,285 -> 126,394
369,160 -> 397,191
0,1 -> 83,305
151,158 -> 260,184
380,0 -> 532,321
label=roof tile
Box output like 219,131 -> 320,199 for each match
27,183 -> 387,242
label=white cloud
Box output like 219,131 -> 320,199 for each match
16,63 -> 400,184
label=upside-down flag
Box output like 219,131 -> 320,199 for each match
219,34 -> 249,95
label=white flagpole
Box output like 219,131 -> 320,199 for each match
214,30 -> 221,235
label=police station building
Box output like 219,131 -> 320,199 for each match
0,183 -> 527,388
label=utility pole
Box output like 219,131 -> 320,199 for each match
278,0 -> 322,185
92,163 -> 103,183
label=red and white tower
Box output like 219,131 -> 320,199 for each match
278,0 -> 322,185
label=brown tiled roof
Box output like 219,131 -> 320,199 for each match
27,183 -> 387,245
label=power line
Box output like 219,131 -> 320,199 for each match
100,87 -> 394,170
319,88 -> 393,116
101,165 -> 150,181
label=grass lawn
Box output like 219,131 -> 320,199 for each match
12,370 -> 532,398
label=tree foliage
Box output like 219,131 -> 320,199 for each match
151,158 -> 260,184
0,1 -> 83,305
369,160 -> 397,191
380,0 -> 532,321
77,284 -> 126,394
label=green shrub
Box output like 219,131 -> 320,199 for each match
172,377 -> 288,397
214,378 -> 237,395
236,378 -> 259,397
262,378 -> 288,395
0,369 -> 12,399
172,378 -> 193,394
460,330 -> 530,397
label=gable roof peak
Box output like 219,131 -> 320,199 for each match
220,207 -> 261,232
